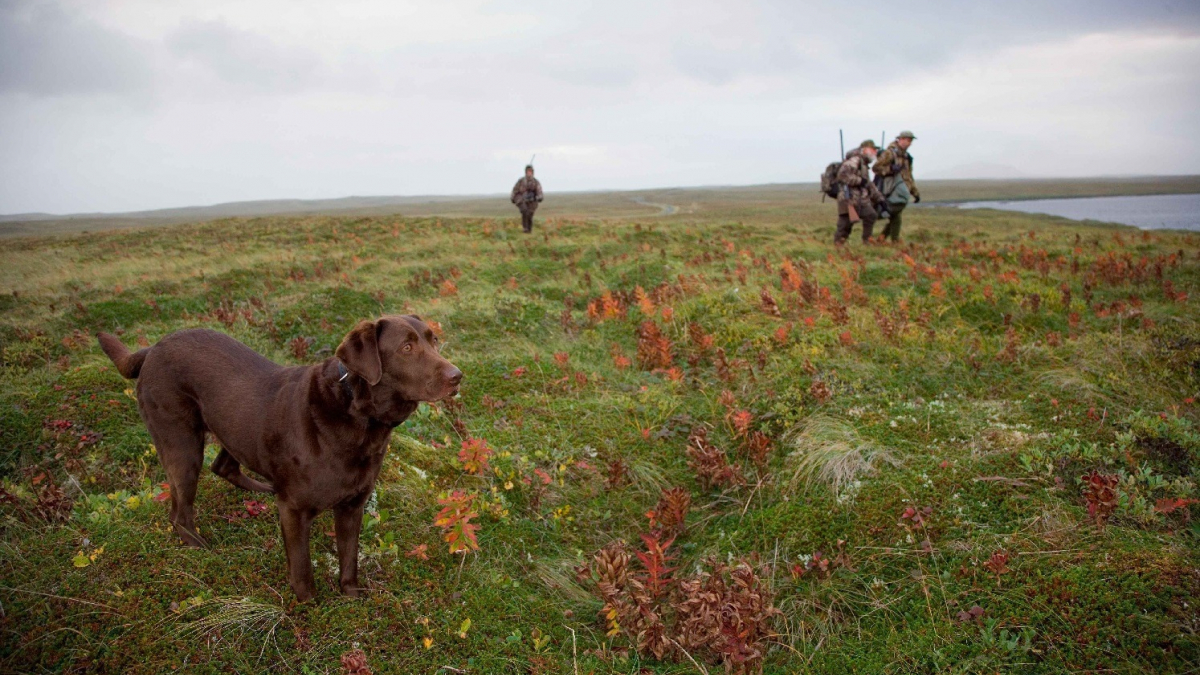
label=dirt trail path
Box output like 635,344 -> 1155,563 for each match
630,196 -> 679,216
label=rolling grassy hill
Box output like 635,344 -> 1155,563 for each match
1,188 -> 1198,673
3,175 -> 1199,238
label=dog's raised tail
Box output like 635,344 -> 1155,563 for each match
97,332 -> 149,379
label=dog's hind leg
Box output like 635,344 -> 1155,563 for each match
211,448 -> 274,493
145,412 -> 210,548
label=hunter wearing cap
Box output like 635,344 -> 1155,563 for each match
510,165 -> 544,233
835,140 -> 888,245
873,131 -> 920,242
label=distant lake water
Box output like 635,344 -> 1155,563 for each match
955,193 -> 1200,231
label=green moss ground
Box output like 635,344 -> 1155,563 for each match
1,194 -> 1198,673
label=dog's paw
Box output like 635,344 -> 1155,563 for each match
177,526 -> 210,548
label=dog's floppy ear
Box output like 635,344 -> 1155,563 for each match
336,320 -> 383,386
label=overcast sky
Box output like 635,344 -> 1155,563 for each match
2,0 -> 1199,214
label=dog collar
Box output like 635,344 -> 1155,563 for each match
335,361 -> 355,399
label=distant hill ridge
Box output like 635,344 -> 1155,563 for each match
3,175 -> 1198,237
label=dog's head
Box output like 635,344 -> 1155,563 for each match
335,315 -> 462,402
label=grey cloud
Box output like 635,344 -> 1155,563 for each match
0,1 -> 154,96
166,19 -> 322,92
664,0 -> 1200,92
2,0 -> 1199,214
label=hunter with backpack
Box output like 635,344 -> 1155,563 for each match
511,164 -> 544,233
822,139 -> 888,245
873,131 -> 920,242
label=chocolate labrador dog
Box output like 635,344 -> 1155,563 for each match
97,315 -> 461,601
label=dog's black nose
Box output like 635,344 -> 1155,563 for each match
447,367 -> 463,387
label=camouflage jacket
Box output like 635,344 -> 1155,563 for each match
511,176 -> 543,205
872,142 -> 919,199
837,149 -> 885,210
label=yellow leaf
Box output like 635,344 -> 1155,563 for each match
72,552 -> 90,568
125,496 -> 140,509
458,617 -> 472,638
422,636 -> 434,650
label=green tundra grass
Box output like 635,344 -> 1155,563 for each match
1,189 -> 1198,674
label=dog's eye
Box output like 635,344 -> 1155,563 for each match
403,344 -> 413,352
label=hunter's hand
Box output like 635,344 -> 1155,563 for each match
914,195 -> 921,204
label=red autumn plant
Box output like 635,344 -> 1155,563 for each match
982,549 -> 1010,586
718,389 -> 737,410
840,269 -> 868,306
289,335 -> 313,360
790,551 -> 829,580
434,490 -> 480,554
714,347 -> 733,382
636,532 -> 678,599
686,428 -> 745,491
1080,471 -> 1119,527
824,299 -> 850,326
635,286 -> 656,316
673,559 -> 780,674
728,409 -> 754,438
780,259 -> 803,293
584,539 -> 779,674
28,475 -> 73,523
340,648 -> 372,675
646,487 -> 691,536
956,605 -> 986,624
605,457 -> 630,489
900,505 -> 933,529
1155,497 -> 1198,516
760,288 -> 781,317
458,437 -> 493,475
996,327 -> 1020,363
637,321 -> 674,370
611,344 -> 632,370
688,322 -> 715,353
772,322 -> 792,345
553,351 -> 570,371
741,431 -> 773,469
587,290 -> 627,322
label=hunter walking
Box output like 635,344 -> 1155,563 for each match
873,131 -> 920,242
510,165 -> 543,233
834,140 -> 888,245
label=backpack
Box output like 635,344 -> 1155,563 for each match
820,162 -> 842,199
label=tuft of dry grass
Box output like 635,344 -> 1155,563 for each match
166,596 -> 290,662
783,415 -> 898,497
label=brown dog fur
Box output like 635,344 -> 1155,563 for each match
97,315 -> 461,601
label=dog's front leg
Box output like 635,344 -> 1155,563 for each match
334,496 -> 368,596
279,504 -> 317,601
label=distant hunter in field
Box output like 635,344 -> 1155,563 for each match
834,140 -> 888,245
510,165 -> 544,233
873,130 -> 921,242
